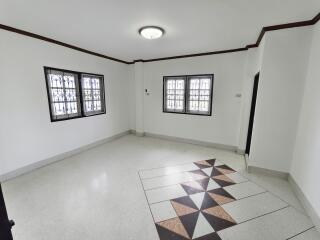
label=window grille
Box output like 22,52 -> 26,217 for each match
163,74 -> 213,116
163,76 -> 185,112
45,68 -> 81,120
187,75 -> 212,115
81,74 -> 105,116
44,67 -> 106,122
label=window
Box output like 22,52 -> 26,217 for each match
44,67 -> 106,121
163,76 -> 185,113
187,75 -> 212,115
163,74 -> 213,116
81,74 -> 105,116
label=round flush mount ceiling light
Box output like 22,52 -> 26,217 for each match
139,26 -> 164,39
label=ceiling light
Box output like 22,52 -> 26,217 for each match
139,26 -> 164,39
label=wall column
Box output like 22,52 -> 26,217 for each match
134,61 -> 145,136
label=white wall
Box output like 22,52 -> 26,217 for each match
0,30 -> 131,176
141,52 -> 247,147
248,27 -> 312,172
134,62 -> 144,134
291,23 -> 320,224
237,39 -> 266,151
1,22 -> 317,179
128,65 -> 136,130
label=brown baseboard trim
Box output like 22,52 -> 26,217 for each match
247,165 -> 289,180
1,12 -> 319,64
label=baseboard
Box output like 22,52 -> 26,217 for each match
236,148 -> 245,155
0,130 -> 131,182
247,165 -> 289,180
129,129 -> 136,134
289,174 -> 320,232
144,132 -> 237,152
129,129 -> 145,137
244,154 -> 249,170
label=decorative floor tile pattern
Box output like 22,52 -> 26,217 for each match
139,159 -> 315,240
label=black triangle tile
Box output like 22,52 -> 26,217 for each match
205,159 -> 216,166
202,212 -> 237,231
194,162 -> 212,169
201,192 -> 218,210
216,164 -> 235,171
156,224 -> 190,240
207,188 -> 235,200
196,178 -> 210,190
193,232 -> 222,240
211,167 -> 224,177
172,196 -> 199,210
213,178 -> 236,187
179,211 -> 200,238
181,184 -> 204,195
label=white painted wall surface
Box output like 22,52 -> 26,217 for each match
134,62 -> 144,134
142,53 -> 246,147
237,39 -> 266,151
128,65 -> 136,130
248,27 -> 312,172
0,30 -> 131,176
291,23 -> 320,221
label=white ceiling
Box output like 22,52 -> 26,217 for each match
1,0 -> 319,62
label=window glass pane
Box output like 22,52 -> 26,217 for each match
81,74 -> 105,115
187,76 -> 212,115
46,68 -> 81,120
164,77 -> 185,112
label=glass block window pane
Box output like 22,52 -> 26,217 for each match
187,76 -> 212,115
164,77 -> 185,112
81,74 -> 105,116
45,68 -> 81,120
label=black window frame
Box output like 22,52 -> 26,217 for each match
163,74 -> 214,116
44,66 -> 106,122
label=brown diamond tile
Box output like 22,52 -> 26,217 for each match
157,217 -> 191,239
212,174 -> 234,183
202,206 -> 236,223
171,201 -> 198,216
207,192 -> 235,205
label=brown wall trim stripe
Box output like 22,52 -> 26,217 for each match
0,12 -> 319,65
0,24 -> 131,64
133,12 -> 320,63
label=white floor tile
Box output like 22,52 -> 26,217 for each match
207,178 -> 221,191
241,171 -> 306,213
224,181 -> 266,199
139,163 -> 199,179
202,167 -> 213,176
218,207 -> 313,240
226,172 -> 248,184
193,212 -> 215,238
150,201 -> 177,223
214,160 -> 224,166
222,192 -> 288,223
190,192 -> 206,209
145,184 -> 187,204
142,172 -> 193,190
290,228 -> 320,240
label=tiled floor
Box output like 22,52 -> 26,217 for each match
2,135 -> 320,240
140,159 -> 319,240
